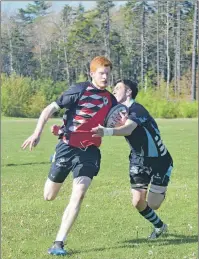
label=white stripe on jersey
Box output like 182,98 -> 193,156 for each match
76,110 -> 97,117
73,119 -> 85,124
80,94 -> 102,100
79,103 -> 96,108
69,126 -> 78,132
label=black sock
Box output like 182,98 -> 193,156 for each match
139,205 -> 163,228
54,241 -> 64,248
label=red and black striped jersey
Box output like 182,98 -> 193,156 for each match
56,81 -> 117,148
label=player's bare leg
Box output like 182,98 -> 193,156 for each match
131,188 -> 167,240
48,176 -> 92,255
44,178 -> 63,201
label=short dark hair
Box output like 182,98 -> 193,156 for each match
115,79 -> 138,99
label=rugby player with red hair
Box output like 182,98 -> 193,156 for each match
21,56 -> 117,256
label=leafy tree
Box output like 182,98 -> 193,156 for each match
18,0 -> 51,24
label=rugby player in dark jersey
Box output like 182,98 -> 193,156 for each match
92,79 -> 173,240
21,56 -> 117,255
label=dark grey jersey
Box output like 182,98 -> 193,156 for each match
125,102 -> 172,161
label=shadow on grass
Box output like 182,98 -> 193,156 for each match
3,162 -> 50,167
67,234 -> 198,256
122,233 -> 198,246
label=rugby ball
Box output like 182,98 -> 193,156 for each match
104,104 -> 128,128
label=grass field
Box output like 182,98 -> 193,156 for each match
2,118 -> 198,259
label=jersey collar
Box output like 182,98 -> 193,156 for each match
127,99 -> 135,107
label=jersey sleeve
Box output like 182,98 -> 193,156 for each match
56,85 -> 83,109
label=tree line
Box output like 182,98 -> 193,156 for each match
1,0 -> 198,118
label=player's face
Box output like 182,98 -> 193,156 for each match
90,66 -> 111,89
113,82 -> 128,103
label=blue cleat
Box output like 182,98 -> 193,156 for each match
48,241 -> 67,256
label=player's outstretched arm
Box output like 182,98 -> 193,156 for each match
21,102 -> 59,151
91,119 -> 137,137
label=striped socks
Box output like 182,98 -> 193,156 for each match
139,205 -> 163,228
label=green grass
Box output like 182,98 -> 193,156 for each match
2,118 -> 198,259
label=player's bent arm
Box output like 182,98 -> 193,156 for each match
34,102 -> 60,137
91,119 -> 137,137
112,119 -> 137,136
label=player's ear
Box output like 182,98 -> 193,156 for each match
90,71 -> 94,78
126,88 -> 132,97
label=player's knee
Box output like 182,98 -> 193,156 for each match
43,179 -> 62,201
147,192 -> 165,210
131,187 -> 147,209
71,176 -> 91,205
44,195 -> 55,201
44,192 -> 56,201
148,200 -> 161,210
131,196 -> 145,209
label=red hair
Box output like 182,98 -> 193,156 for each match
90,56 -> 112,72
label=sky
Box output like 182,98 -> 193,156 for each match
2,1 -> 127,13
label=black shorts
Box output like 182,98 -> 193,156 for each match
48,140 -> 101,183
129,153 -> 173,188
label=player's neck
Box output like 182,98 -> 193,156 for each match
91,80 -> 106,90
122,97 -> 135,107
